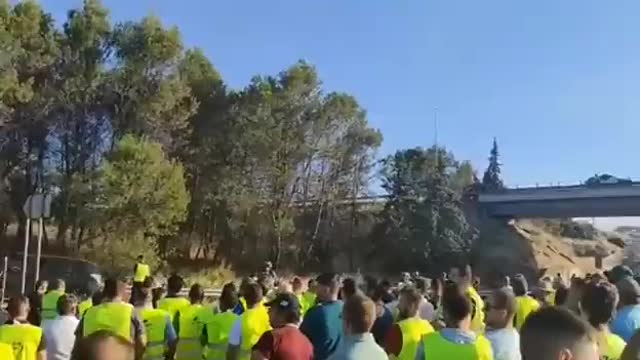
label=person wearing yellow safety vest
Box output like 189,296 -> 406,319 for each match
78,295 -> 93,319
291,277 -> 306,315
202,282 -> 239,360
512,274 -> 540,331
134,279 -> 177,360
520,307 -> 599,360
415,283 -> 493,360
450,265 -> 485,333
535,278 -> 555,307
581,281 -> 626,360
383,287 -> 434,360
251,292 -> 313,359
0,295 -> 47,360
74,278 -> 147,359
174,284 -> 208,360
484,288 -> 521,360
226,282 -> 271,360
41,279 -> 65,323
132,255 -> 151,303
158,274 -> 191,323
0,342 -> 15,360
300,279 -> 317,317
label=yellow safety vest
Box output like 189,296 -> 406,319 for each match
422,332 -> 493,360
134,263 -> 151,283
466,287 -> 485,333
176,304 -> 206,360
83,302 -> 134,341
239,307 -> 272,360
598,331 -> 626,360
515,296 -> 540,330
78,298 -> 93,318
158,297 -> 191,322
544,292 -> 555,306
0,324 -> 42,360
396,318 -> 434,360
204,310 -> 238,360
41,290 -> 65,321
140,308 -> 169,360
300,292 -> 316,316
0,342 -> 15,360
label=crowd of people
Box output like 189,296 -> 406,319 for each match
5,261 -> 640,360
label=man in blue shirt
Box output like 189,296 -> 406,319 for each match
300,273 -> 344,360
611,277 -> 640,341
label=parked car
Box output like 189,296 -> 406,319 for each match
1,254 -> 103,297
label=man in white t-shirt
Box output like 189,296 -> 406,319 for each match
43,294 -> 79,360
485,288 -> 521,360
414,277 -> 435,321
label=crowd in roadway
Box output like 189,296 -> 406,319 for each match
6,257 -> 640,359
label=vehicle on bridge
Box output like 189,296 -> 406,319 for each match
585,174 -> 632,187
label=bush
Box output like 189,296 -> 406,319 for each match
181,266 -> 235,288
80,234 -> 166,277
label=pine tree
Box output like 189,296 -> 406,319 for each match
482,137 -> 504,192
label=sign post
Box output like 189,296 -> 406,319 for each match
21,193 -> 51,294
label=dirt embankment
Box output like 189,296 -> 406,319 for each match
472,218 -> 624,285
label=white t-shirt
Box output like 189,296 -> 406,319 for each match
485,328 -> 521,360
419,298 -> 435,322
44,315 -> 80,360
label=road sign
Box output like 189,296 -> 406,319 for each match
22,194 -> 52,219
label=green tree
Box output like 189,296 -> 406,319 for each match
76,135 -> 189,269
482,137 -> 504,192
376,147 -> 472,272
452,160 -> 476,193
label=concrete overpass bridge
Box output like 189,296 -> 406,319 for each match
479,183 -> 640,218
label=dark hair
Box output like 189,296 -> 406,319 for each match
341,278 -> 358,299
491,288 -> 516,318
219,282 -> 239,312
71,330 -> 135,360
317,273 -> 340,292
188,284 -> 205,303
414,277 -> 428,294
555,284 -> 569,306
91,290 -> 104,307
244,282 -> 263,307
512,275 -> 528,297
102,278 -> 126,299
581,282 -> 618,327
7,295 -> 29,318
442,283 -> 472,323
167,274 -> 184,294
57,294 -> 78,316
342,293 -> 376,334
520,307 -> 595,360
399,286 -> 423,318
34,280 -> 48,291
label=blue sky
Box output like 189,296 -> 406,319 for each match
40,0 -> 640,188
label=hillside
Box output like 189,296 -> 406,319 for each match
473,218 -> 624,285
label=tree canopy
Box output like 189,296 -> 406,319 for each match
0,0 -> 487,274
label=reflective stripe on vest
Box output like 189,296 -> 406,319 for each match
83,302 -> 134,341
134,263 -> 151,283
176,304 -> 206,360
422,332 -> 493,360
0,342 -> 15,360
140,308 -> 168,360
239,307 -> 271,360
205,310 -> 238,360
396,318 -> 434,360
41,290 -> 65,321
0,324 -> 42,360
515,296 -> 540,330
158,297 -> 190,323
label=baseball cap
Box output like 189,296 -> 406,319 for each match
265,293 -> 301,313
